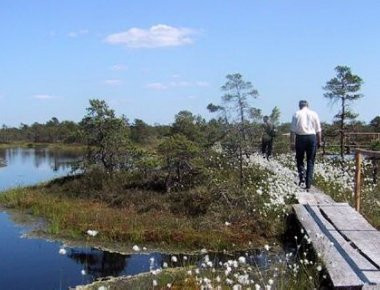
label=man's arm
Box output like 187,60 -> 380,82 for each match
317,131 -> 322,148
290,132 -> 296,151
314,113 -> 322,147
290,115 -> 296,150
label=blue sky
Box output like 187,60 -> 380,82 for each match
1,0 -> 379,126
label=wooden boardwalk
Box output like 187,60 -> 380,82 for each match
294,188 -> 380,289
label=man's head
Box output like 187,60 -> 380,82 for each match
299,100 -> 309,109
263,116 -> 269,123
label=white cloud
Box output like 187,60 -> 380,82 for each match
68,29 -> 89,38
146,82 -> 168,90
195,81 -> 210,87
110,64 -> 128,71
104,79 -> 123,86
146,80 -> 209,90
33,94 -> 56,100
104,24 -> 196,48
169,81 -> 191,87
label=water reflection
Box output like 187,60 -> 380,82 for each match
65,247 -> 277,280
68,248 -> 127,278
0,147 -> 82,191
0,208 -> 280,290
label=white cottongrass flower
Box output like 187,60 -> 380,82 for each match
238,274 -> 250,285
97,286 -> 107,290
81,269 -> 86,275
132,245 -> 140,252
149,257 -> 155,271
233,284 -> 242,290
201,248 -> 208,253
264,244 -> 270,251
59,248 -> 67,255
163,262 -> 168,268
225,278 -> 233,285
167,283 -> 172,288
152,280 -> 158,287
255,284 -> 261,290
238,256 -> 246,264
317,265 -> 322,271
225,221 -> 231,226
171,256 -> 178,263
86,230 -> 98,237
268,278 -> 274,285
151,269 -> 162,275
143,247 -> 147,251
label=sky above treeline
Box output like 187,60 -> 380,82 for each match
1,0 -> 379,126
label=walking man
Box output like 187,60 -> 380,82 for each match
261,116 -> 276,159
290,100 -> 322,191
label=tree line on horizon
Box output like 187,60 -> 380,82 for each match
0,66 -> 379,156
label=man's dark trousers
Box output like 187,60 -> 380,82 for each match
261,138 -> 273,159
295,134 -> 317,189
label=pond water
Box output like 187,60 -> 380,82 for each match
0,147 -> 79,190
0,147 -> 278,289
1,209 -> 276,289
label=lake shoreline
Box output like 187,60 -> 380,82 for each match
0,184 -> 279,253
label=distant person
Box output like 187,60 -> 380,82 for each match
261,116 -> 276,159
290,100 -> 322,191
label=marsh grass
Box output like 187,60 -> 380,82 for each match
0,185 -> 272,251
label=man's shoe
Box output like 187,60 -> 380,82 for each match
298,180 -> 306,187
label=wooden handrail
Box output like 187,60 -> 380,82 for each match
354,148 -> 380,158
354,148 -> 380,212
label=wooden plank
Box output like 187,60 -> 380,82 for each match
318,204 -> 380,283
309,205 -> 380,284
355,149 -> 380,158
295,192 -> 318,205
295,188 -> 335,205
319,204 -> 377,232
293,204 -> 364,287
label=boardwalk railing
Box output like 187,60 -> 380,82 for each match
354,148 -> 380,212
322,132 -> 380,155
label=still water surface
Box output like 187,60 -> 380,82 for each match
0,147 -> 275,289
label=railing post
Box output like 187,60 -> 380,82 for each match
354,151 -> 362,212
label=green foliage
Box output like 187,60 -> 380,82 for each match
370,116 -> 380,132
370,140 -> 380,151
270,106 -> 281,126
323,65 -> 364,157
171,110 -> 206,143
129,119 -> 152,144
0,118 -> 81,144
158,134 -> 202,191
80,99 -> 133,172
208,73 -> 260,190
221,73 -> 259,125
323,65 -> 363,123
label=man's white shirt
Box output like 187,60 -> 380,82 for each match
291,107 -> 321,135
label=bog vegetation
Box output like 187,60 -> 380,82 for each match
0,70 -> 379,289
